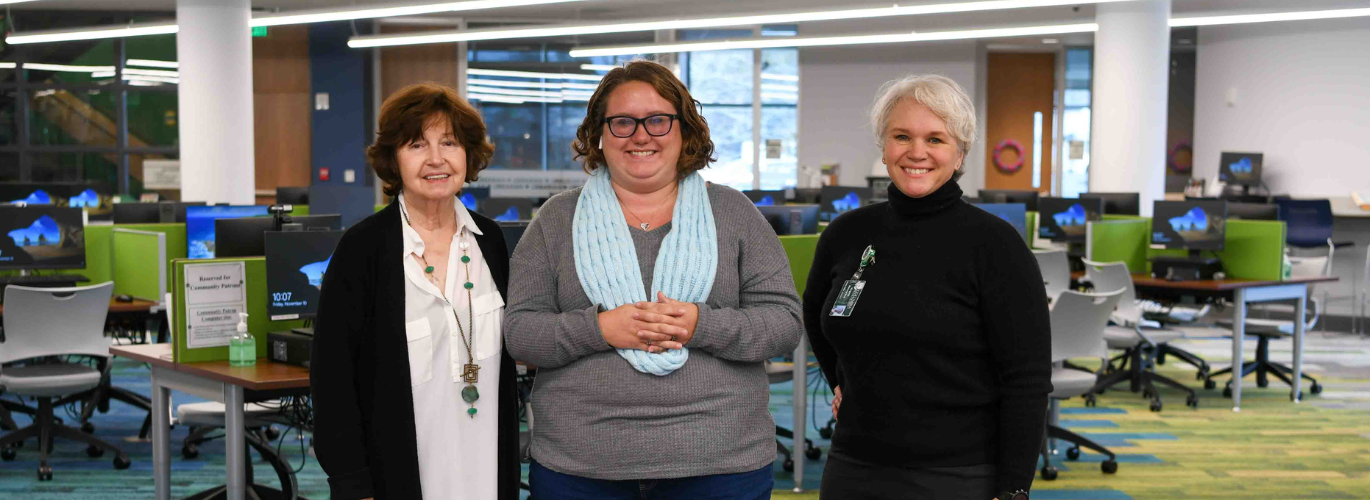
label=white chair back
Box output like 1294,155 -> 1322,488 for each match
1049,289 -> 1124,363
1,282 -> 114,364
1033,249 -> 1071,300
1082,259 -> 1140,324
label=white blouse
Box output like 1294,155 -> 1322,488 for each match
399,194 -> 503,500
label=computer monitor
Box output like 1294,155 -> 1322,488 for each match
1037,197 -> 1104,243
792,188 -> 821,204
499,221 -> 529,259
264,230 -> 344,320
0,206 -> 86,270
970,203 -> 1028,242
112,203 -> 163,224
186,205 -> 270,259
1151,200 -> 1227,252
1080,192 -> 1140,216
1227,202 -> 1280,221
1218,152 -> 1263,187
961,196 -> 981,204
160,201 -> 208,223
459,187 -> 492,211
276,186 -> 310,205
479,197 -> 534,222
756,204 -> 820,235
818,186 -> 872,221
978,190 -> 1039,211
216,214 -> 343,258
742,190 -> 785,206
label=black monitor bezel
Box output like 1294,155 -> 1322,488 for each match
1218,151 -> 1264,187
0,205 -> 87,271
1151,200 -> 1228,251
264,229 -> 344,320
1037,197 -> 1104,243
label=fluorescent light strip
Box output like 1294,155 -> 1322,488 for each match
466,78 -> 598,90
123,68 -> 180,78
1169,7 -> 1370,27
468,93 -> 526,104
571,23 -> 1099,57
6,0 -> 580,44
124,75 -> 180,85
466,85 -> 562,98
467,68 -> 603,81
579,64 -> 618,72
24,63 -> 116,72
126,59 -> 179,69
349,0 -> 1132,47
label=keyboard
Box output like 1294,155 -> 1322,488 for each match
0,274 -> 90,286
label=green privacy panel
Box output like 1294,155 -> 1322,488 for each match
290,205 -> 309,216
172,256 -> 307,363
111,229 -> 165,301
1102,214 -> 1144,222
1026,211 -> 1037,247
779,234 -> 820,296
375,204 -> 387,213
1089,218 -> 1286,279
116,223 -> 187,290
1087,219 -> 1151,273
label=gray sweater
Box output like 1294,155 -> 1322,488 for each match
504,182 -> 803,480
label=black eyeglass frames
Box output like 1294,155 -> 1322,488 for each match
603,114 -> 679,138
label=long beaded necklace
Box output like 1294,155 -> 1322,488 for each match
401,200 -> 482,418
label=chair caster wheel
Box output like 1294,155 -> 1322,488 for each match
1311,383 -> 1322,395
782,459 -> 795,472
1102,460 -> 1119,474
1,447 -> 16,461
1204,379 -> 1216,390
1186,395 -> 1199,409
81,422 -> 94,434
1084,394 -> 1097,407
818,427 -> 833,439
1195,371 -> 1205,380
264,426 -> 281,440
1040,467 -> 1058,480
86,445 -> 104,458
182,444 -> 199,459
113,455 -> 131,470
1222,387 -> 1233,398
1150,400 -> 1163,412
37,466 -> 52,481
1066,447 -> 1081,460
1156,355 -> 1166,365
1257,379 -> 1269,388
1291,391 -> 1304,401
805,447 -> 822,460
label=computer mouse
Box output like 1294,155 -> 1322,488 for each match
114,294 -> 135,303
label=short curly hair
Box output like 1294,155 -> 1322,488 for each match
367,82 -> 495,197
571,60 -> 715,178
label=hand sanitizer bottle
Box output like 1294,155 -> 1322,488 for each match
230,312 -> 256,367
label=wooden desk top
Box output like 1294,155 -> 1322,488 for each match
110,343 -> 310,392
0,298 -> 158,316
1129,274 -> 1337,291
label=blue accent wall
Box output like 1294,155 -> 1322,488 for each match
308,22 -> 375,227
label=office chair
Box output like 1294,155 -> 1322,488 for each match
1275,198 -> 1354,332
1081,260 -> 1201,412
766,360 -> 821,472
0,283 -> 131,480
175,402 -> 299,498
1033,249 -> 1071,301
1040,289 -> 1124,480
1210,256 -> 1326,398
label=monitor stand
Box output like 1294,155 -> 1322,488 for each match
291,326 -> 314,336
1151,250 -> 1223,281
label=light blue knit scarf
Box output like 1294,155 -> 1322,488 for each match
572,168 -> 717,376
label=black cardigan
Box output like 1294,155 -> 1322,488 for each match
310,201 -> 520,500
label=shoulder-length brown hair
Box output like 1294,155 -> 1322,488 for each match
367,82 -> 495,197
571,60 -> 715,178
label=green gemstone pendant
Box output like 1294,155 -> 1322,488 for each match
424,265 -> 434,273
463,282 -> 474,290
461,255 -> 470,263
461,384 -> 480,403
467,407 -> 478,417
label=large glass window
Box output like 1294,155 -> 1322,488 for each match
1059,48 -> 1092,198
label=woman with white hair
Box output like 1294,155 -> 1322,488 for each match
803,75 -> 1052,500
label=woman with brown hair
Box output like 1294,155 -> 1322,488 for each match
310,82 -> 520,500
504,60 -> 803,499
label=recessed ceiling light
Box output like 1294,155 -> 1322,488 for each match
1042,38 -> 1059,44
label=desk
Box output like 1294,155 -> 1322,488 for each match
1128,274 -> 1338,411
110,343 -> 310,500
0,297 -> 157,315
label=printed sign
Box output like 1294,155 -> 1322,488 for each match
184,262 -> 246,348
143,160 -> 181,190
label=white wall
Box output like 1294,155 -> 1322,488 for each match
798,41 -> 984,192
1193,17 -> 1370,197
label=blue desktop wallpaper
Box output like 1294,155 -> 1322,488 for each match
299,256 -> 332,288
460,192 -> 478,211
494,206 -> 521,222
1228,156 -> 1253,175
186,206 -> 269,259
1052,203 -> 1087,228
68,189 -> 101,208
12,190 -> 52,205
754,195 -> 776,206
831,192 -> 861,212
1169,207 -> 1210,233
7,215 -> 61,246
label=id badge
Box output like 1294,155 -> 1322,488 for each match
829,279 -> 866,317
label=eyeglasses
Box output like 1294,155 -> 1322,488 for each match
603,114 -> 678,138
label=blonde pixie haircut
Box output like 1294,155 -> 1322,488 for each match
869,75 -> 976,180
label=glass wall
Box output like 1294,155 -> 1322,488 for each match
1059,48 -> 1092,198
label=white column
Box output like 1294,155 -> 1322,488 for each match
1090,0 -> 1169,216
176,0 -> 255,205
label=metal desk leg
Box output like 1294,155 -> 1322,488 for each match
151,371 -> 172,500
225,385 -> 246,500
792,335 -> 807,493
1232,288 -> 1246,412
1292,287 -> 1306,403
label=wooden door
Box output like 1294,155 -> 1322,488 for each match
984,52 -> 1055,193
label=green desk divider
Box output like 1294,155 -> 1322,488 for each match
779,234 -> 820,296
171,256 -> 307,363
1026,211 -> 1038,247
375,204 -> 387,213
115,223 -> 187,290
111,229 -> 166,302
1087,218 -> 1286,280
290,205 -> 309,216
1102,214 -> 1144,221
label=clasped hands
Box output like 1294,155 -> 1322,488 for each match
598,291 -> 698,354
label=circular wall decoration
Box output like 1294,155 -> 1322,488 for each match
1169,141 -> 1193,173
993,139 -> 1024,173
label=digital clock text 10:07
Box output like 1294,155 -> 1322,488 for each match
272,292 -> 293,302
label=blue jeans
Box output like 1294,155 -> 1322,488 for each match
528,460 -> 773,500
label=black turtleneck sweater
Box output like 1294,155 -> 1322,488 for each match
803,179 -> 1052,493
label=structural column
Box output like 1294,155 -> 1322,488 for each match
177,0 -> 255,205
1090,0 -> 1170,216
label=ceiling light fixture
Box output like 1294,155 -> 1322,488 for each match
348,0 -> 1132,48
466,85 -> 562,98
569,23 -> 1100,57
1169,7 -> 1370,27
7,23 -> 179,45
467,68 -> 603,81
126,59 -> 179,69
466,78 -> 598,90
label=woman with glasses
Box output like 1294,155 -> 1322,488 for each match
504,60 -> 803,499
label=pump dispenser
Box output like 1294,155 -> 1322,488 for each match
229,312 -> 256,367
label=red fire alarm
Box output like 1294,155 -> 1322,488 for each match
319,167 -> 330,182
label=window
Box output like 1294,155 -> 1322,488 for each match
1059,48 -> 1092,198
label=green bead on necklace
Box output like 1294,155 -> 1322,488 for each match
424,265 -> 434,274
